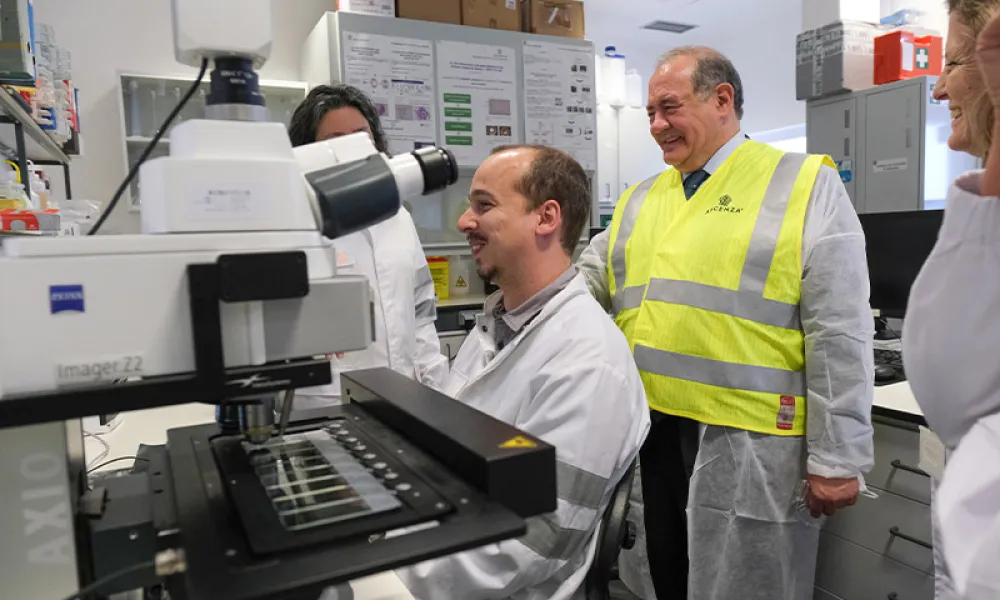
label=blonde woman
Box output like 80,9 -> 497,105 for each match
903,2 -> 1000,598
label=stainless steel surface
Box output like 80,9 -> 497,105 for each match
277,389 -> 295,439
0,89 -> 71,163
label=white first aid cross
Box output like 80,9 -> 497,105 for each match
916,47 -> 929,69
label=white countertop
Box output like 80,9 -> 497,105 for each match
872,381 -> 924,419
84,404 -> 414,600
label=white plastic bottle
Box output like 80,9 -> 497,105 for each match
29,168 -> 46,209
600,46 -> 627,107
625,69 -> 643,108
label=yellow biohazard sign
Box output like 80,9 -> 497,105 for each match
456,276 -> 468,288
499,435 -> 537,449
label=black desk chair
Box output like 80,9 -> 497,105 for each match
585,460 -> 638,600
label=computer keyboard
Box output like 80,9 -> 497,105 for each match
874,348 -> 903,367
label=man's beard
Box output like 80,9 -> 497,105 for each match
476,263 -> 498,285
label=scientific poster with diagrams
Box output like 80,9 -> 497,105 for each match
342,32 -> 437,155
436,41 -> 520,165
522,40 -> 597,170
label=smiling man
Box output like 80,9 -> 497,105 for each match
578,46 -> 875,599
396,145 -> 649,599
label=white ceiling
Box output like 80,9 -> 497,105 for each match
582,0 -> 807,134
585,0 -> 802,51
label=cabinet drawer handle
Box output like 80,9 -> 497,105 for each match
890,459 -> 930,478
889,526 -> 932,549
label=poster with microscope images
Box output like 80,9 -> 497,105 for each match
341,31 -> 437,155
436,41 -> 520,166
522,40 -> 597,170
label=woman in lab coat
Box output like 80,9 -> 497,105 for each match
903,3 -> 1000,598
288,84 -> 448,406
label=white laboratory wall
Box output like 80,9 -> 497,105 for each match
33,0 -> 332,234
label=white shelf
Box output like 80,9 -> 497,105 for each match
437,295 -> 487,308
0,90 -> 70,164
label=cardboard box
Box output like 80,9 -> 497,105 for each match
796,20 -> 878,100
462,0 -> 521,31
336,0 -> 395,16
0,209 -> 59,232
397,0 -> 462,24
522,0 -> 585,39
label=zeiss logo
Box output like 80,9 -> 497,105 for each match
49,285 -> 85,314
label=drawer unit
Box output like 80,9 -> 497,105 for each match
822,489 -> 933,574
815,532 -> 934,600
439,331 -> 468,365
868,417 -> 932,505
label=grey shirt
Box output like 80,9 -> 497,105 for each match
487,266 -> 578,350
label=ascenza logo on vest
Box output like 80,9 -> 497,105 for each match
705,194 -> 742,215
604,140 -> 837,437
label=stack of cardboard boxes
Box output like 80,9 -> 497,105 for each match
336,0 -> 585,39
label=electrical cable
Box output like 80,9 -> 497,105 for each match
88,57 -> 210,235
58,560 -> 156,600
83,432 -> 110,469
86,455 -> 148,474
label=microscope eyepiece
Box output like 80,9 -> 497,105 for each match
412,146 -> 459,195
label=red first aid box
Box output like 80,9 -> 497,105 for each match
875,30 -> 943,85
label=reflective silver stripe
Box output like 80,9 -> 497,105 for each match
414,297 -> 436,320
415,264 -> 434,288
519,514 -> 593,560
610,175 -> 659,295
644,278 -> 800,330
556,461 -> 609,510
633,344 -> 806,396
611,284 -> 647,314
739,153 -> 809,293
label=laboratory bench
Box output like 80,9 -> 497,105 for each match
85,379 -> 936,600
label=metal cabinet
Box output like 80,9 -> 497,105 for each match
863,83 -> 923,214
806,76 -> 979,214
807,96 -> 858,208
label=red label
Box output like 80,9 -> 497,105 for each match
777,395 -> 795,431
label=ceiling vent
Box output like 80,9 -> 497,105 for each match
642,20 -> 698,33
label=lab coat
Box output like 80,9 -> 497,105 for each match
579,159 -> 874,599
903,171 -> 1000,600
396,275 -> 651,600
296,207 -> 448,405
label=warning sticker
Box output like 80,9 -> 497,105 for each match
499,435 -> 537,449
777,395 -> 795,431
456,276 -> 468,288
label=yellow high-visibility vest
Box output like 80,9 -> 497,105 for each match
605,141 -> 834,436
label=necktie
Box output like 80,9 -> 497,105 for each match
683,169 -> 710,200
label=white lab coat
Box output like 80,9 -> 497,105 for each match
296,207 -> 448,405
903,170 -> 1000,600
396,275 -> 651,600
